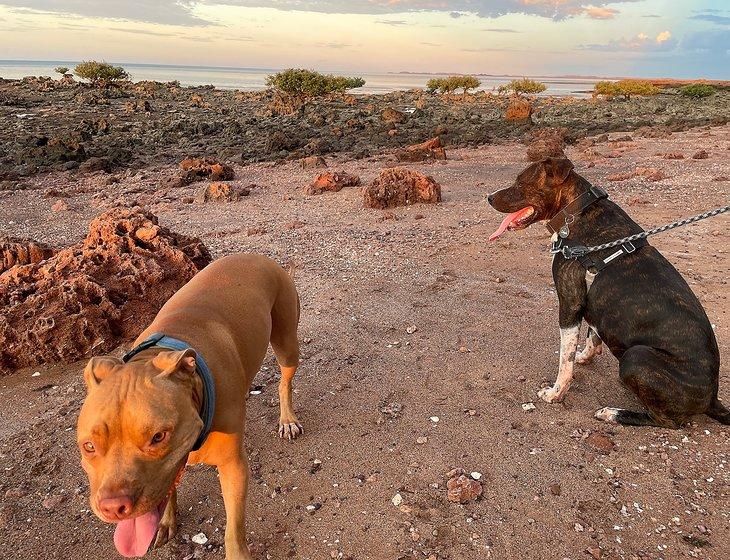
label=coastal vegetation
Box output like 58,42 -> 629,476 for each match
74,61 -> 129,85
426,75 -> 482,94
53,66 -> 69,77
680,83 -> 716,98
266,68 -> 365,97
594,79 -> 660,100
498,78 -> 547,96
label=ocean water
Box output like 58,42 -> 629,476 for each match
0,60 -> 599,96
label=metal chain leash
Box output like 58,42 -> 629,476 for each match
553,204 -> 730,259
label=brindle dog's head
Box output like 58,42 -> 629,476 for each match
487,158 -> 579,240
76,350 -> 203,556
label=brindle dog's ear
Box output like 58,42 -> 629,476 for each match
545,157 -> 574,184
83,356 -> 122,391
153,349 -> 197,380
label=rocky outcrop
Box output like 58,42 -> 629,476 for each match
394,137 -> 447,163
0,238 -> 55,274
195,182 -> 250,202
505,97 -> 533,121
0,207 -> 211,373
305,171 -> 361,195
363,168 -> 442,209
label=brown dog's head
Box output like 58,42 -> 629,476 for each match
487,157 -> 578,240
76,350 -> 203,557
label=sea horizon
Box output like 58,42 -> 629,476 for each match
0,59 -> 614,96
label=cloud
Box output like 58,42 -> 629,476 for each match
0,1 -> 209,26
581,30 -> 677,52
584,6 -> 618,20
376,20 -> 407,26
690,13 -> 730,26
207,1 -> 638,21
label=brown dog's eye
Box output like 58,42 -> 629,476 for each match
82,441 -> 95,454
151,431 -> 168,445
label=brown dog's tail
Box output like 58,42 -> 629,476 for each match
707,399 -> 730,425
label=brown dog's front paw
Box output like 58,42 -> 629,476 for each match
278,419 -> 304,440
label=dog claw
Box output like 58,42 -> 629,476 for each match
153,522 -> 176,549
278,421 -> 304,440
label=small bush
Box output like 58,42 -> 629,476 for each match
680,84 -> 716,98
594,79 -> 660,99
54,66 -> 69,76
266,69 -> 365,97
74,61 -> 129,85
426,75 -> 481,94
498,78 -> 547,96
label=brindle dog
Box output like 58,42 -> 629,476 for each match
488,157 -> 727,428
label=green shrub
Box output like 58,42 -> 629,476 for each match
74,61 -> 129,85
680,83 -> 716,98
426,75 -> 481,94
499,78 -> 547,96
266,69 -> 365,97
54,66 -> 69,76
594,79 -> 660,99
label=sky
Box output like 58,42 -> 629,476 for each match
0,1 -> 728,78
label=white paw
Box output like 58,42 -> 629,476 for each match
594,407 -> 619,422
538,385 -> 563,404
278,421 -> 304,440
576,345 -> 602,365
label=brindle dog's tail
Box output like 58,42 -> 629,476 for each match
707,399 -> 730,425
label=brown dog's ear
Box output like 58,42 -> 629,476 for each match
545,157 -> 574,184
152,349 -> 197,379
83,356 -> 122,390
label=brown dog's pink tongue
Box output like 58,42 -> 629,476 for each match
489,207 -> 533,241
113,510 -> 161,558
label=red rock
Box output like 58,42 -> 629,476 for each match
692,149 -> 709,160
305,171 -> 361,195
395,137 -> 447,163
585,432 -> 615,454
51,199 -> 70,212
607,172 -> 634,182
363,168 -> 442,209
661,152 -> 684,160
446,471 -> 483,504
505,98 -> 532,121
196,182 -> 250,203
0,207 -> 211,373
1,237 -> 55,274
180,157 -> 235,181
635,167 -> 668,182
381,107 -> 407,124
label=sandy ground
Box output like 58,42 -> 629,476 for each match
0,125 -> 728,560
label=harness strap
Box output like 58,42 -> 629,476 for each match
546,185 -> 608,236
122,333 -> 216,452
577,238 -> 648,274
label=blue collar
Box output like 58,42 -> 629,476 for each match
121,332 -> 216,452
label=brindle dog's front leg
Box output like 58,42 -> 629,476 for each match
218,453 -> 253,560
539,260 -> 587,403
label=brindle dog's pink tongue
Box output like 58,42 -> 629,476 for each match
113,510 -> 161,558
489,208 -> 530,241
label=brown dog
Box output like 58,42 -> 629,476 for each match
76,254 -> 303,559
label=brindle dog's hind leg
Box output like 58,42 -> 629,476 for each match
576,327 -> 603,365
595,345 -> 694,428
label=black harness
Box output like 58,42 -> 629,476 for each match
122,333 -> 216,452
547,186 -> 648,274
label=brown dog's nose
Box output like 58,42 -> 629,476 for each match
487,193 -> 495,205
99,495 -> 134,520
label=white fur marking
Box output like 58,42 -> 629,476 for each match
539,325 -> 580,403
595,407 -> 620,422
